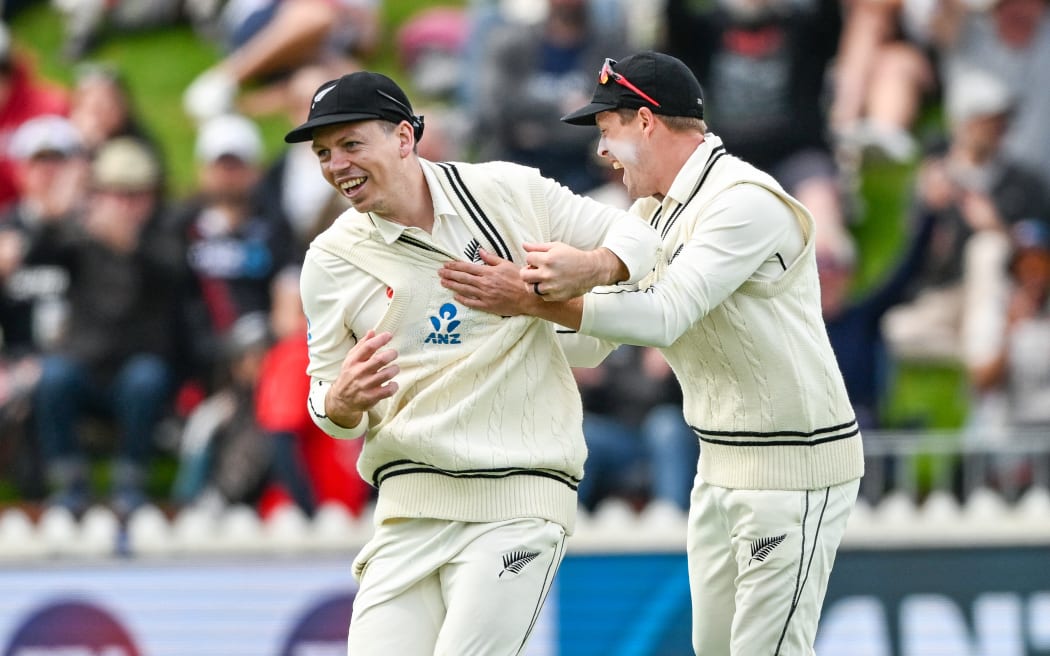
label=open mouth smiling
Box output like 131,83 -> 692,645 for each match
340,176 -> 366,195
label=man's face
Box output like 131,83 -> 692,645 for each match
200,155 -> 260,205
994,0 -> 1045,47
19,152 -> 74,198
595,110 -> 654,200
1014,248 -> 1050,294
311,119 -> 404,216
955,113 -> 1008,161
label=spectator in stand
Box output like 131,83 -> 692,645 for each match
395,5 -> 469,103
0,22 -> 70,212
171,113 -> 296,390
182,0 -> 381,123
967,218 -> 1050,431
882,67 -> 1050,363
254,266 -> 371,516
964,217 -> 1050,497
664,0 -> 852,257
174,269 -> 372,517
32,137 -> 183,517
574,344 -> 693,511
471,0 -> 627,193
171,312 -> 275,511
818,215 -> 935,430
830,0 -> 938,165
459,0 -> 630,110
930,0 -> 1050,190
0,115 -> 87,358
0,115 -> 87,498
68,62 -> 164,161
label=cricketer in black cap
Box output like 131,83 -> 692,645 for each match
291,64 -> 668,656
285,71 -> 425,144
442,50 -> 863,656
561,51 -> 704,126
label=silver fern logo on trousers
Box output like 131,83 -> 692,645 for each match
749,535 -> 786,566
499,550 -> 540,578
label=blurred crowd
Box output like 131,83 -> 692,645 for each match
0,0 -> 1048,518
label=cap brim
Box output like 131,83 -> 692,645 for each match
284,111 -> 386,143
560,101 -> 620,126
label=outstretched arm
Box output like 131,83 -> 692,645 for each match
517,242 -> 630,302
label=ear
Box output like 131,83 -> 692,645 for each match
398,121 -> 415,157
636,107 -> 658,137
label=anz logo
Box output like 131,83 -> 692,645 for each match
424,302 -> 461,345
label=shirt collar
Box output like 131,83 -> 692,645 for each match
664,133 -> 724,207
370,160 -> 460,245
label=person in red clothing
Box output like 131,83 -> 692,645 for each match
255,265 -> 371,516
171,267 -> 372,517
0,23 -> 71,211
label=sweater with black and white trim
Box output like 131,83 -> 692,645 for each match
300,159 -> 660,533
579,135 -> 864,491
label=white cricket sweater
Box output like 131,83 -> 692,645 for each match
580,136 -> 865,490
302,159 -> 661,533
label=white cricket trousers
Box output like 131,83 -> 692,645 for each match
688,476 -> 859,655
347,516 -> 567,656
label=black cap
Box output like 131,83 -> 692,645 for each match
561,51 -> 704,126
284,71 -> 425,143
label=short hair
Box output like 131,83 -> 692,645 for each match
614,108 -> 706,134
377,119 -> 420,153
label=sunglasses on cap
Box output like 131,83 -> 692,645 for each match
599,58 -> 661,108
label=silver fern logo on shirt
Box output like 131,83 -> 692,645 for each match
464,238 -> 483,263
424,302 -> 461,345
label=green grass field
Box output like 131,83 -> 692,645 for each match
9,1 -> 968,431
10,1 -> 460,195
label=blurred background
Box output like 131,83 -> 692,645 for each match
0,0 -> 1049,653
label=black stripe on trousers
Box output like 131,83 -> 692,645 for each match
774,487 -> 830,655
515,532 -> 566,655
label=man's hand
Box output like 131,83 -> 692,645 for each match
518,242 -> 628,301
325,330 -> 399,428
440,249 -> 585,330
916,158 -> 956,211
959,191 -> 1003,232
439,249 -> 541,316
0,230 -> 24,281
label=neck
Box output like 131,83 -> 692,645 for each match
656,131 -> 706,197
380,159 -> 435,233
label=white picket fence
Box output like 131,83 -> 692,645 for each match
2,429 -> 1049,559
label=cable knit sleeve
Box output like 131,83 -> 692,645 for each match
300,248 -> 368,439
580,184 -> 801,346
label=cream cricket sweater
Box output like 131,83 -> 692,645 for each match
303,160 -> 659,533
580,136 -> 864,491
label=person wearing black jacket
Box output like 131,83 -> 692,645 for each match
32,137 -> 184,517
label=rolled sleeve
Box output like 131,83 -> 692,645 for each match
581,185 -> 801,346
